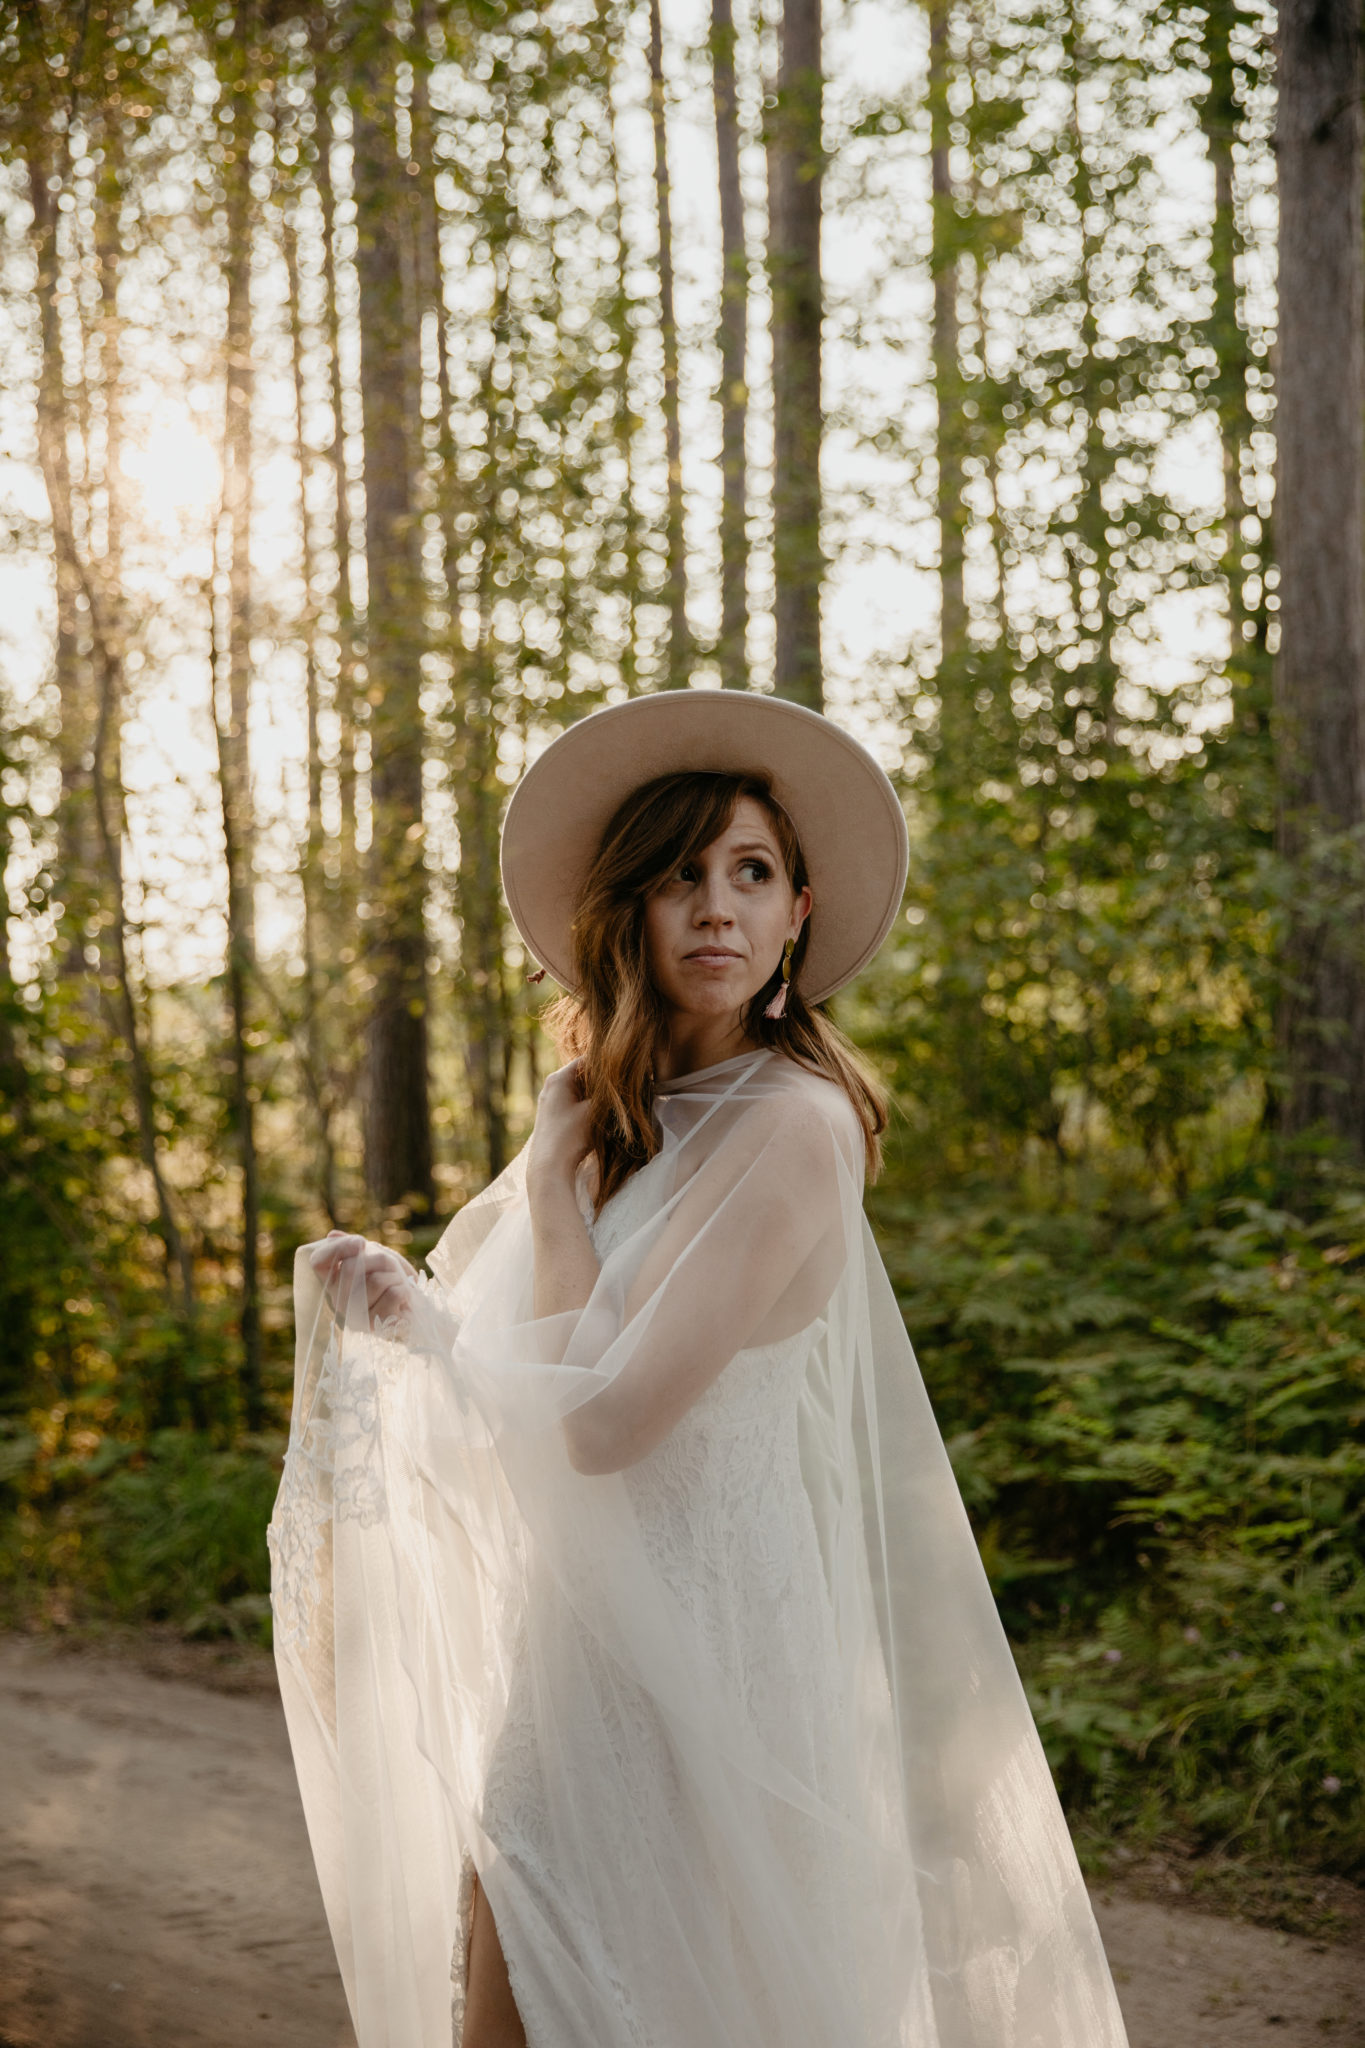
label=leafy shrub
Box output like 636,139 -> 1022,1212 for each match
872,1162 -> 1365,1873
85,1431 -> 282,1640
0,1429 -> 282,1644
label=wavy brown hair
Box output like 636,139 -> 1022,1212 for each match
546,769 -> 888,1209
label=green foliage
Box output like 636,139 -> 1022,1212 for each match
84,1431 -> 281,1639
871,1155 -> 1365,1873
1,1428 -> 281,1643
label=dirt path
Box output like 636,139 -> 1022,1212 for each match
1,1635 -> 1361,2048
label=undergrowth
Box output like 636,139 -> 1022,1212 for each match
873,1153 -> 1365,1876
0,1428 -> 280,1645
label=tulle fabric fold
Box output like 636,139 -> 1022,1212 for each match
269,1051 -> 1128,2047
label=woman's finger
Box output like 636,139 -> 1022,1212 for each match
310,1234 -> 362,1273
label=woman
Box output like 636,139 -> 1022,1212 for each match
270,691 -> 1129,2048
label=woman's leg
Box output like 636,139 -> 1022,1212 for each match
462,1873 -> 527,2048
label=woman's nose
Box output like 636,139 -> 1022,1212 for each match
694,877 -> 733,924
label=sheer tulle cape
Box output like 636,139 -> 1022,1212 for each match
269,1051 -> 1128,2048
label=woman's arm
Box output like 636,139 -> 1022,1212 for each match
560,1097 -> 851,1476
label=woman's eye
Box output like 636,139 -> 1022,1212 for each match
740,859 -> 772,882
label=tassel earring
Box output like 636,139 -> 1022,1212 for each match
764,937 -> 795,1020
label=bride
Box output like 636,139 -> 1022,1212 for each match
270,690 -> 1129,2048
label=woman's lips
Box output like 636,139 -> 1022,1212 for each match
683,949 -> 742,965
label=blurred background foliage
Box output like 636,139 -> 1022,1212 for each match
1,0 -> 1363,1887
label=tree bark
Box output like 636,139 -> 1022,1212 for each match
350,29 -> 435,1215
928,0 -> 966,686
415,4 -> 503,1184
211,16 -> 266,1405
24,113 -> 100,978
210,585 -> 264,1429
1198,0 -> 1252,647
648,0 -> 689,686
283,186 -> 341,1227
766,0 -> 823,709
460,215 -> 512,1185
311,27 -> 359,883
605,27 -> 642,693
219,4 -> 257,957
711,0 -> 749,688
1273,0 -> 1365,1149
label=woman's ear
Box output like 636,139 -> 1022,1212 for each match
789,884 -> 812,941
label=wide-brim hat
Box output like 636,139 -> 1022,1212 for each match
500,691 -> 908,1004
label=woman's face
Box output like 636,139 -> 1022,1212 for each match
643,797 -> 811,1024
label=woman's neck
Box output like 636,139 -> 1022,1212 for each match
653,1013 -> 762,1085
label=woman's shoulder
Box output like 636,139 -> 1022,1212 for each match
738,1054 -> 864,1158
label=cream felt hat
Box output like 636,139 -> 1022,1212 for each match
500,691 -> 909,1004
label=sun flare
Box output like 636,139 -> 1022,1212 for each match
123,416 -> 222,530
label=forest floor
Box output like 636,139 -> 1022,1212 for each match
0,1630 -> 1362,2048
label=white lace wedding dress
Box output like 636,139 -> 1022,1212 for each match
470,1152 -> 866,2042
271,1052 -> 1130,2048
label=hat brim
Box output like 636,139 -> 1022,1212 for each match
500,691 -> 908,1005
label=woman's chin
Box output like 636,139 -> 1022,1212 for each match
661,986 -> 759,1023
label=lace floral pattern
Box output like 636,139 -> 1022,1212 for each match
267,1319 -> 407,1652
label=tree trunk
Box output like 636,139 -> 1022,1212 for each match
766,0 -> 823,709
311,30 -> 359,885
1273,0 -> 1365,1149
460,226 -> 512,1185
605,27 -> 642,693
220,5 -> 257,958
25,120 -> 100,978
411,0 -> 460,591
415,7 -> 504,1183
350,36 -> 435,1216
711,0 -> 749,688
648,0 -> 689,686
89,636 -> 198,1325
210,587 -> 264,1429
283,189 -> 341,1227
1199,0 -> 1251,646
213,19 -> 265,1406
929,0 -> 966,688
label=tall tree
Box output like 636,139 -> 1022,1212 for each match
216,0 -> 257,956
19,33 -> 98,979
349,15 -> 435,1215
281,137 -> 341,1227
212,1 -> 265,1413
210,580 -> 264,1427
766,0 -> 823,709
648,0 -> 689,685
928,0 -> 967,729
605,23 -> 644,695
711,0 -> 749,688
1273,0 -> 1365,1149
310,18 -> 360,876
1197,0 -> 1257,655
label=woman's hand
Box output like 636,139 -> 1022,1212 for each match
526,1061 -> 593,1206
309,1231 -> 416,1324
